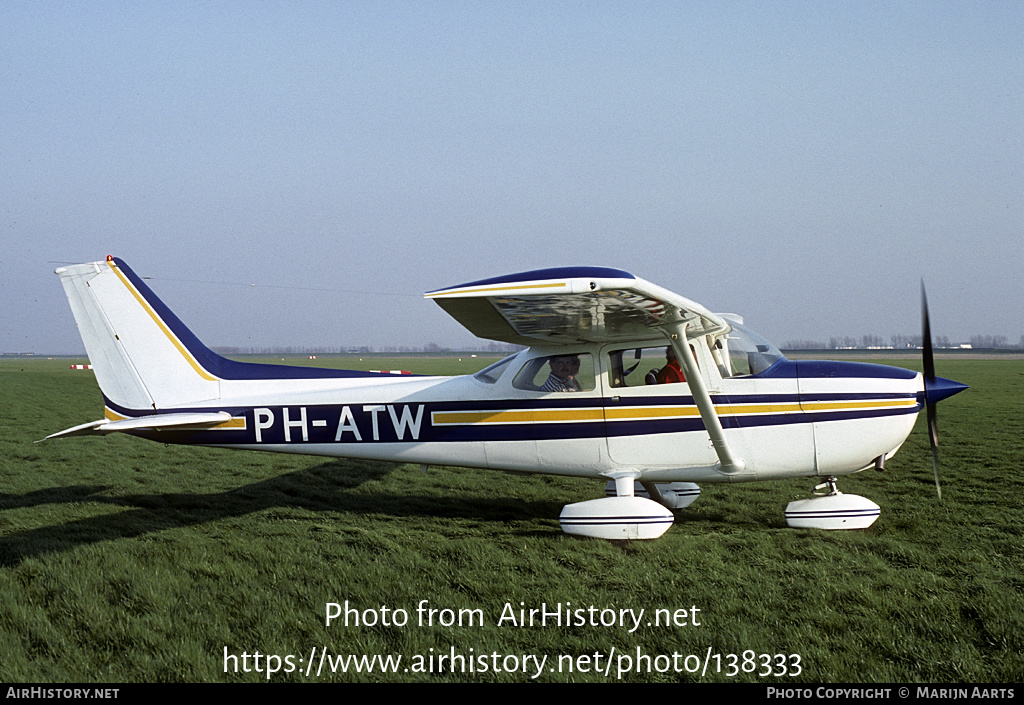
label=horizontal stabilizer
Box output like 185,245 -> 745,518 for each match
44,411 -> 233,440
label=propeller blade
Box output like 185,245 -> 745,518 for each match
921,281 -> 936,384
921,281 -> 941,500
927,400 -> 942,500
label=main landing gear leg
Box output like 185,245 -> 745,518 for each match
784,476 -> 881,530
600,480 -> 702,510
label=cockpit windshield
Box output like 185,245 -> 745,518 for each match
718,323 -> 786,376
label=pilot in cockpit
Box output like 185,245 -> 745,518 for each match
540,355 -> 583,392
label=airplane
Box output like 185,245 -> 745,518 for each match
45,256 -> 967,540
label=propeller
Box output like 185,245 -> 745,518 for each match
921,281 -> 942,499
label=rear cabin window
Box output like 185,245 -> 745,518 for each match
473,354 -> 517,384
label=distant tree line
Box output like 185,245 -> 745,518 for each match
782,333 -> 1024,350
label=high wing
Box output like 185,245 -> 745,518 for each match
425,266 -> 728,345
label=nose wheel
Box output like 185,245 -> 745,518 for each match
784,477 -> 880,530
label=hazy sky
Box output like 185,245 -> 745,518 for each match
2,1 -> 1021,354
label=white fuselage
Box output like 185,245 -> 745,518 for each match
56,258 -> 925,488
128,343 -> 922,485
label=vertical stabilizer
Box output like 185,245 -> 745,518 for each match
56,258 -> 222,411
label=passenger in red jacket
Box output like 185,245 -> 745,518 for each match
655,347 -> 686,384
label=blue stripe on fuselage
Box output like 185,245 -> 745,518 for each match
759,359 -> 918,380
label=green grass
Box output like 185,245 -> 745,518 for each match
0,357 -> 1021,682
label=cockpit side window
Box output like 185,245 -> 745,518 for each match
513,353 -> 595,392
609,347 -> 670,387
608,345 -> 699,387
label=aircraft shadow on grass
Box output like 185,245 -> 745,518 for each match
0,484 -> 111,511
0,460 -> 582,567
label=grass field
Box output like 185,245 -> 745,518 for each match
1,355 -> 1021,683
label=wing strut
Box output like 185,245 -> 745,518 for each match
664,321 -> 746,475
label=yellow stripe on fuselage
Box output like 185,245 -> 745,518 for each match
431,398 -> 916,426
603,406 -> 702,420
799,399 -> 917,412
209,417 -> 246,429
433,408 -> 605,425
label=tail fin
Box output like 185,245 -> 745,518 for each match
56,257 -> 222,411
